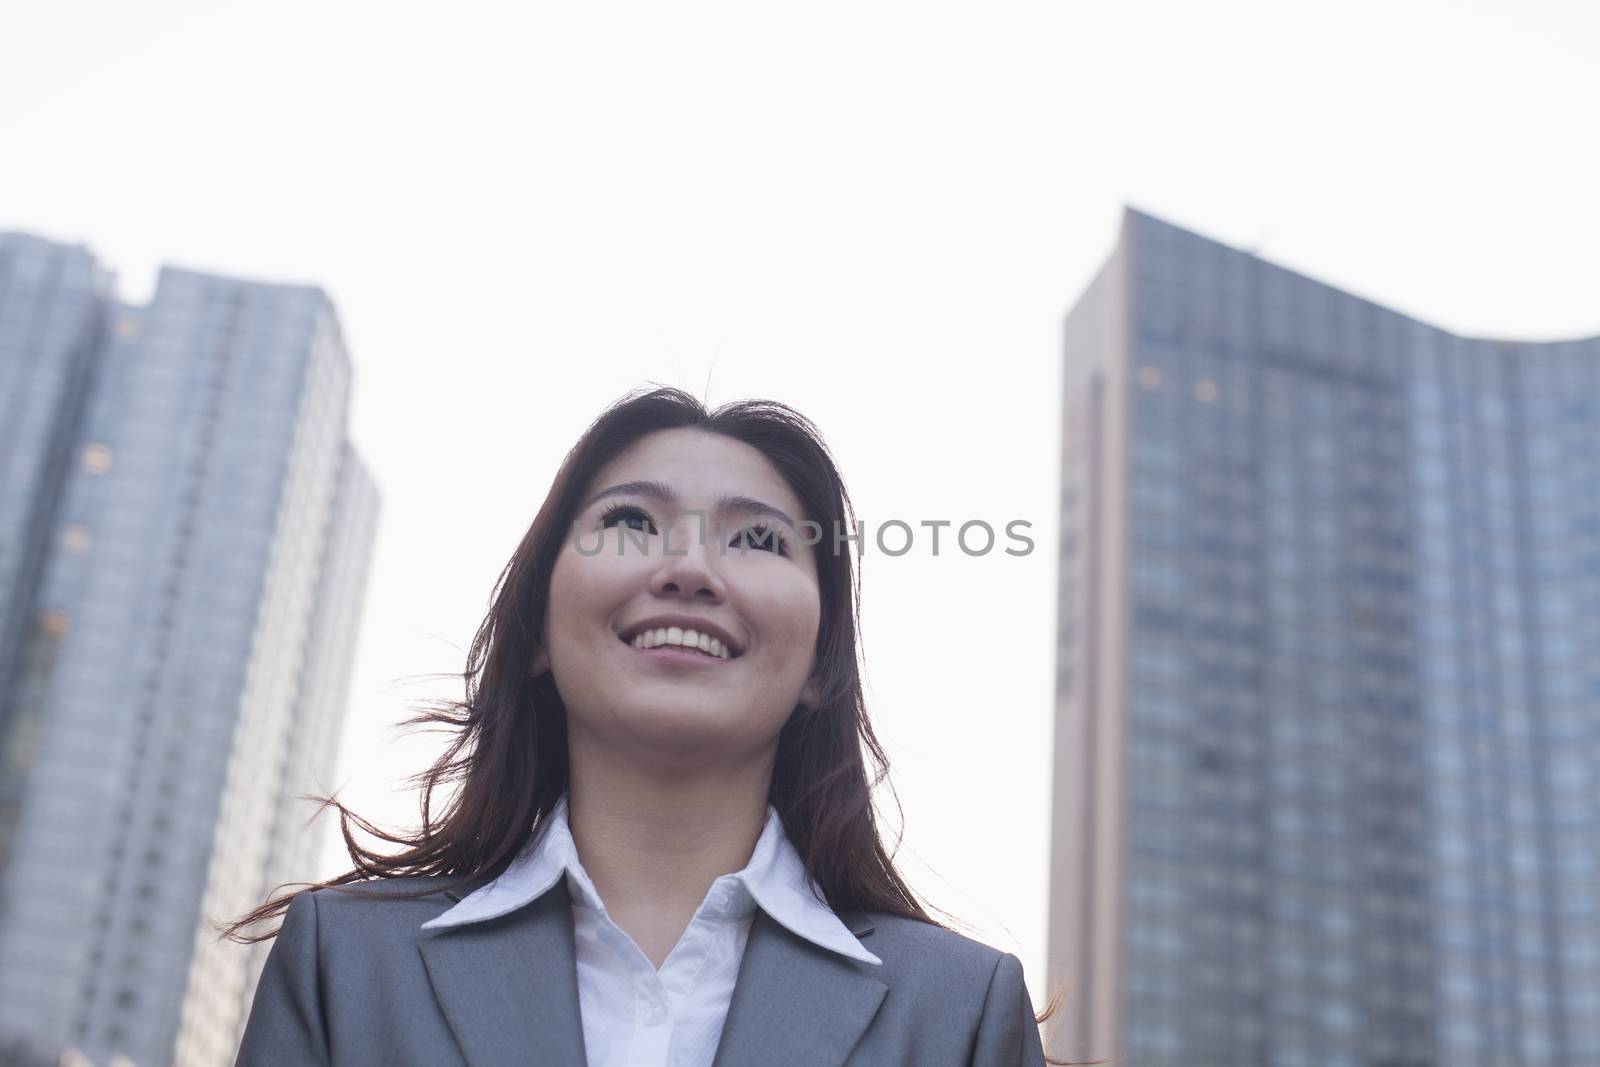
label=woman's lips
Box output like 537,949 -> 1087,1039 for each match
626,643 -> 731,667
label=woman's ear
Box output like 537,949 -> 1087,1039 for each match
530,644 -> 551,677
799,673 -> 822,710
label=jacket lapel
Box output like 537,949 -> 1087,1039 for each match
417,884 -> 589,1067
712,909 -> 886,1067
419,880 -> 885,1067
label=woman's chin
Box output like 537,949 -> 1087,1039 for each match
586,706 -> 775,763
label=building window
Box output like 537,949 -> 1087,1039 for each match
82,442 -> 113,474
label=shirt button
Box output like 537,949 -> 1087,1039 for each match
645,1002 -> 667,1025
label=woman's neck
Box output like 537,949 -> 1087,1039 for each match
564,739 -> 775,968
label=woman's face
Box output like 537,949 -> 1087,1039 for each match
543,427 -> 823,768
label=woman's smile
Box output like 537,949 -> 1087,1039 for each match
619,615 -> 744,661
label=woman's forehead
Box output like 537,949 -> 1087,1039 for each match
588,428 -> 805,515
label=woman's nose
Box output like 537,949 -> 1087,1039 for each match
647,519 -> 727,602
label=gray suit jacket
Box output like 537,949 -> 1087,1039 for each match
234,874 -> 1046,1066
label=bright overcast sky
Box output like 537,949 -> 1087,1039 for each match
4,0 -> 1597,1003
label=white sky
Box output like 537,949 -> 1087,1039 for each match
4,0 -> 1597,1004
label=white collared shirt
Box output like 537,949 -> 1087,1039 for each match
421,793 -> 880,1066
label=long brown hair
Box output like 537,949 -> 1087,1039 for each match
220,385 -> 1089,1063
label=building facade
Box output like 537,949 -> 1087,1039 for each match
0,233 -> 379,1067
1048,209 -> 1600,1066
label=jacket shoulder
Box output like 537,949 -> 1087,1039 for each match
241,876 -> 481,1063
856,911 -> 1014,980
842,913 -> 1044,1064
312,874 -> 464,899
295,875 -> 467,932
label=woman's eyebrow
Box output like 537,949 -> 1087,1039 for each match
719,494 -> 798,532
585,479 -> 674,509
584,481 -> 798,532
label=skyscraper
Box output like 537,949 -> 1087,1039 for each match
1048,209 -> 1600,1066
0,233 -> 379,1067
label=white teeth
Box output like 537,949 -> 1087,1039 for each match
627,626 -> 734,658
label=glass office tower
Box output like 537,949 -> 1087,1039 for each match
1048,209 -> 1600,1067
0,233 -> 379,1067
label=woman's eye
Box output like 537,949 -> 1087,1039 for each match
731,524 -> 788,556
600,504 -> 657,534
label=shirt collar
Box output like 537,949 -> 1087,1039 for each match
420,793 -> 881,966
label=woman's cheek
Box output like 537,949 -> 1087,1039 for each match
767,581 -> 821,651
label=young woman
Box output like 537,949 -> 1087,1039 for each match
228,386 -> 1057,1066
